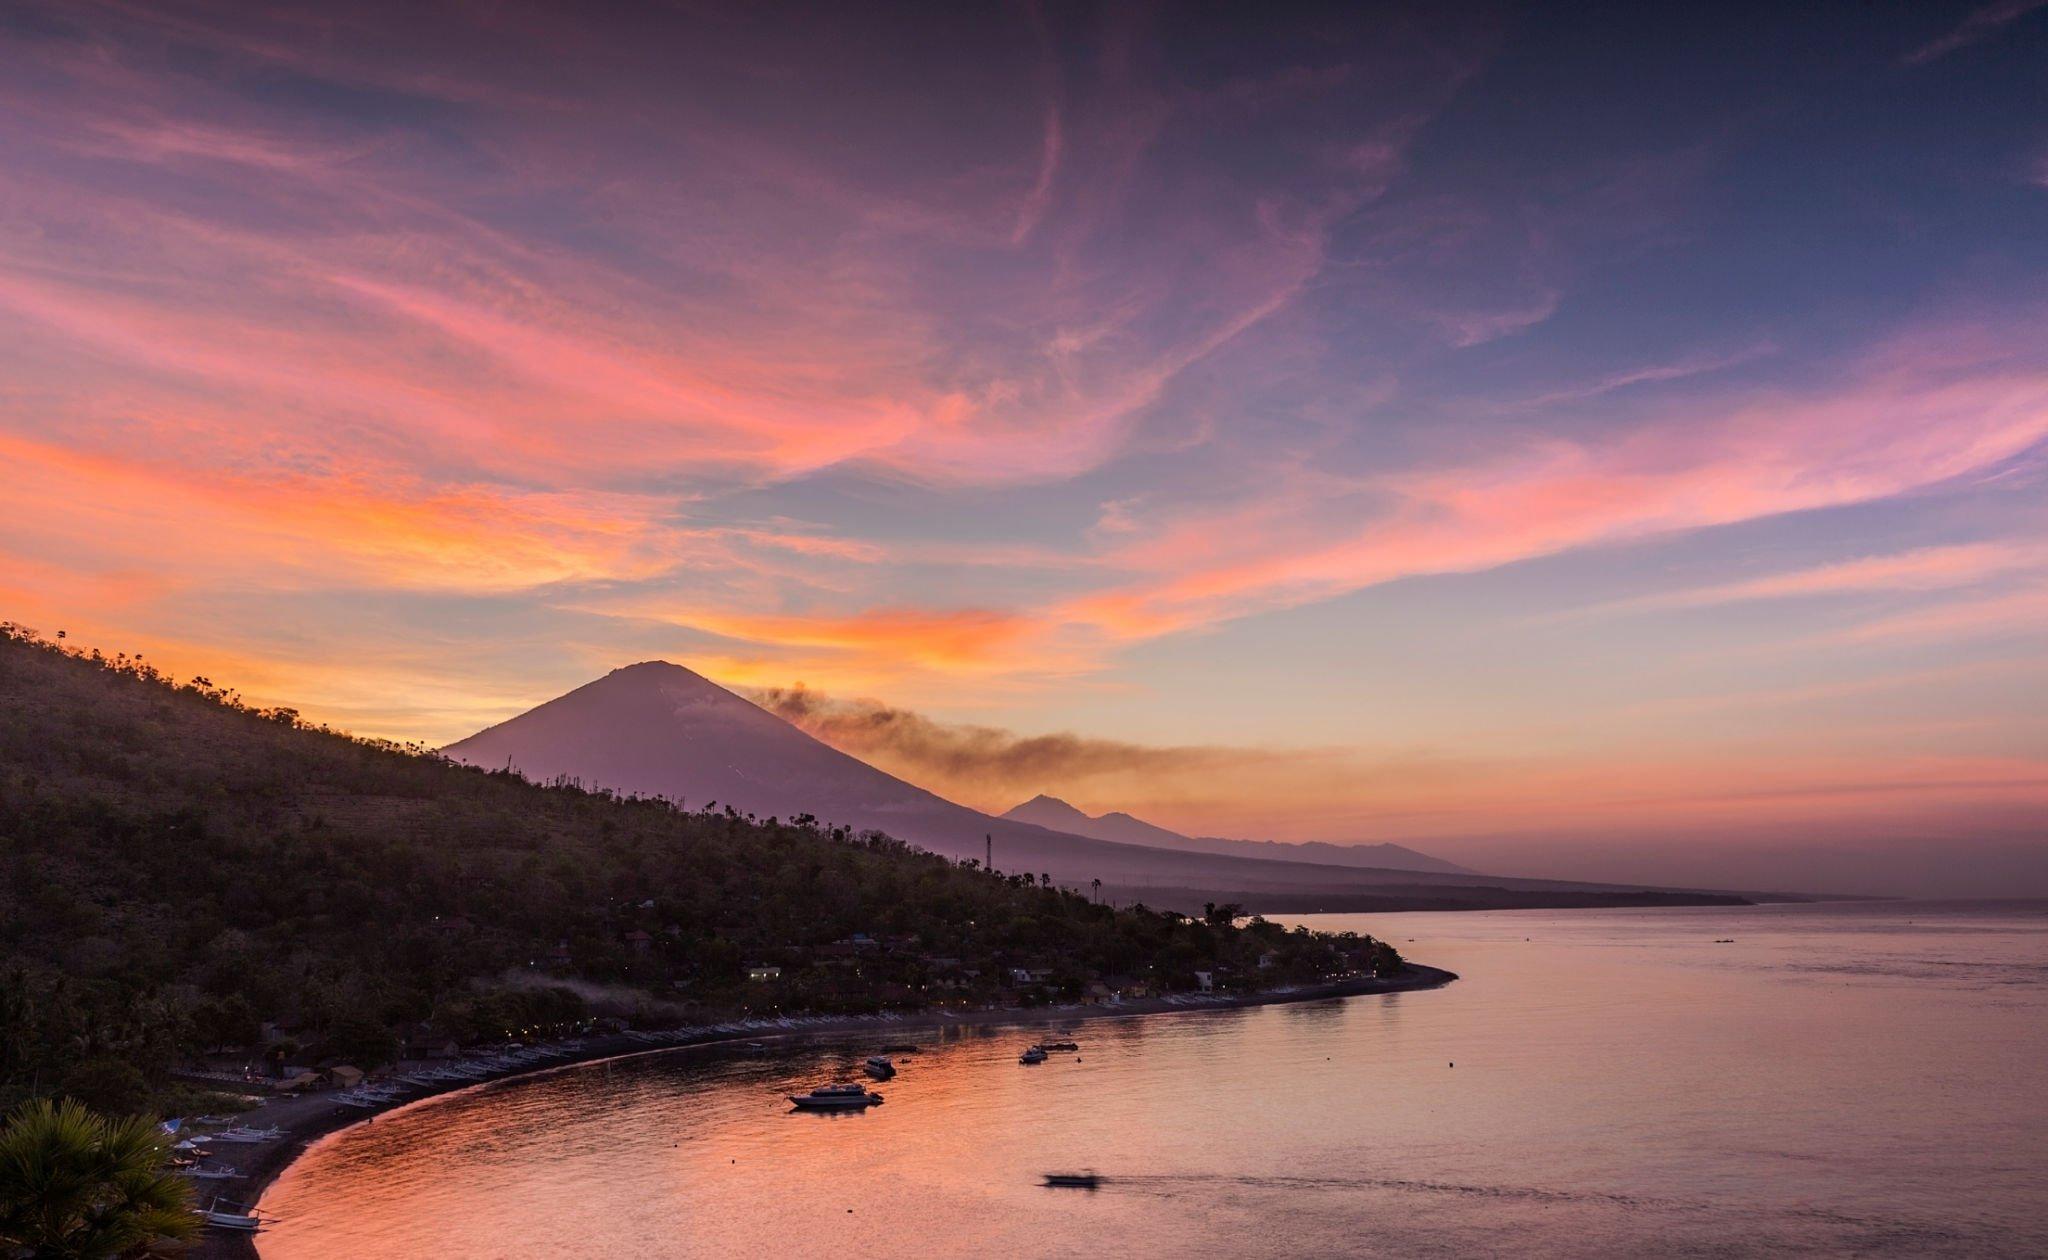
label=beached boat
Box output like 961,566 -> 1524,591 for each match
183,1165 -> 240,1181
1019,1046 -> 1048,1064
197,1197 -> 265,1231
788,1083 -> 884,1110
1043,1172 -> 1102,1188
864,1056 -> 896,1080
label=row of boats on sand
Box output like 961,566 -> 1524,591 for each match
332,1044 -> 582,1106
786,1037 -> 1082,1110
172,1044 -> 592,1220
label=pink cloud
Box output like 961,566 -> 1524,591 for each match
1574,541 -> 2048,618
1064,327 -> 2048,639
1831,582 -> 2048,645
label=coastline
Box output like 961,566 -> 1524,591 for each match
192,964 -> 1455,1258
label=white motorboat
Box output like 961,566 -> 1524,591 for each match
864,1056 -> 896,1080
788,1083 -> 884,1110
1019,1046 -> 1048,1065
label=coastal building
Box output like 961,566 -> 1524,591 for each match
745,964 -> 782,982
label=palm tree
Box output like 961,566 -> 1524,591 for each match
1091,878 -> 1102,904
0,1099 -> 196,1258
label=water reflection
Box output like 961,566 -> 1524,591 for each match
259,902 -> 2048,1259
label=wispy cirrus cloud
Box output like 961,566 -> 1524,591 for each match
1830,582 -> 2048,646
1902,0 -> 2046,64
1060,327 -> 2048,641
1562,541 -> 2048,619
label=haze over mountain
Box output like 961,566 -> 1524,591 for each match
1002,795 -> 1472,876
444,663 -> 1760,911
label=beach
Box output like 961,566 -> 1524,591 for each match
192,965 -> 1455,1257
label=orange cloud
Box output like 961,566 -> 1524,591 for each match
0,430 -> 683,595
680,608 -> 1040,673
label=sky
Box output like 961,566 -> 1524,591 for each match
2,0 -> 2044,894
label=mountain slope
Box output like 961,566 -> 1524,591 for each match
444,663 -> 1757,907
1002,794 -> 1473,875
0,626 -> 1371,1105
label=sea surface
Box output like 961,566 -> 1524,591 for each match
255,901 -> 2048,1258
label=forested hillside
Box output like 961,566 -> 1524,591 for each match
0,625 -> 1396,1113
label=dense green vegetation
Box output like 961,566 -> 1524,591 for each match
0,625 -> 1402,1112
0,1099 -> 195,1258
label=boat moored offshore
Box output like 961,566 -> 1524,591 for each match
788,1083 -> 884,1110
864,1055 -> 896,1080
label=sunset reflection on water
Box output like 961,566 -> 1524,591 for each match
258,903 -> 2048,1259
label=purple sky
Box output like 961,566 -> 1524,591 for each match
2,1 -> 2044,893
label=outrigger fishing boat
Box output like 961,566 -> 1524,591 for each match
196,1196 -> 268,1232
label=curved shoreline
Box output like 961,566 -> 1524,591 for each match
194,965 -> 1455,1258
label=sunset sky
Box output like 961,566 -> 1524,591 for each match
3,1 -> 2044,892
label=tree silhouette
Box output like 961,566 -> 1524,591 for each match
0,1099 -> 196,1257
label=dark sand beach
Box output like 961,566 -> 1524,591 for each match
192,965 -> 1455,1257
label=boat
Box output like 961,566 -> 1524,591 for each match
864,1055 -> 896,1080
197,1197 -> 265,1231
1040,1040 -> 1079,1052
880,1043 -> 918,1054
788,1083 -> 884,1110
1019,1046 -> 1048,1065
744,1041 -> 768,1052
1043,1172 -> 1102,1188
183,1165 -> 240,1181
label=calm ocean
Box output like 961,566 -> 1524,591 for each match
257,900 -> 2048,1258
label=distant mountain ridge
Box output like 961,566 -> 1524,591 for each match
1000,794 -> 1473,875
442,662 -> 1762,911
